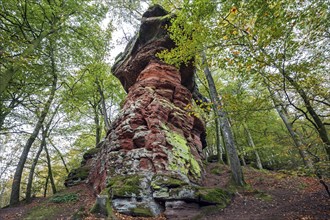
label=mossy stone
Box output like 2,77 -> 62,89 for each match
90,195 -> 114,218
131,206 -> 153,217
197,188 -> 232,207
83,147 -> 101,160
75,167 -> 90,179
161,123 -> 201,179
108,175 -> 142,198
151,174 -> 187,190
65,166 -> 90,186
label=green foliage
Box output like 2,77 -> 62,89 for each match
49,193 -> 79,203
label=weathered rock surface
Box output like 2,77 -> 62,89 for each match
65,4 -> 231,218
111,4 -> 196,93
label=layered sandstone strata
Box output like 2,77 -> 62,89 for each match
65,5 -> 231,218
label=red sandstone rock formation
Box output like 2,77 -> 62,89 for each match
65,5 -> 231,218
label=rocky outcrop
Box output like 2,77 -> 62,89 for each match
65,4 -> 231,219
86,57 -> 208,216
111,5 -> 196,93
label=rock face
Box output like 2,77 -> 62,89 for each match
65,5 -> 231,219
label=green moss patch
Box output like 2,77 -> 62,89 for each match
197,188 -> 232,207
161,123 -> 201,179
90,195 -> 114,217
83,147 -> 101,159
108,175 -> 142,198
151,174 -> 187,190
131,206 -> 153,217
70,166 -> 90,180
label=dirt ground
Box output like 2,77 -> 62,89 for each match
0,163 -> 329,220
201,163 -> 329,220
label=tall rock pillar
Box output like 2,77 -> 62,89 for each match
66,5 -> 231,218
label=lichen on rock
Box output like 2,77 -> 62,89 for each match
162,123 -> 202,180
108,175 -> 142,198
65,4 -> 218,218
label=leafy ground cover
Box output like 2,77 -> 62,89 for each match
0,163 -> 328,220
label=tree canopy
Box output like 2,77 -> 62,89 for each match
0,0 -> 329,209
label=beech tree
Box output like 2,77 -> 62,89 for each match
157,0 -> 329,161
2,0 -> 110,205
201,52 -> 245,186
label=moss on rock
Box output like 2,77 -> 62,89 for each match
131,206 -> 153,217
197,188 -> 232,207
161,123 -> 201,179
151,174 -> 187,190
108,175 -> 142,198
83,147 -> 101,160
73,166 -> 90,179
65,166 -> 91,187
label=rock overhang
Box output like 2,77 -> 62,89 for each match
111,4 -> 195,93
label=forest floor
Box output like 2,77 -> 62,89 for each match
0,163 -> 329,220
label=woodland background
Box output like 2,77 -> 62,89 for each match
0,0 -> 329,208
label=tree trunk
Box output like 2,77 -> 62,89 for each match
232,127 -> 246,166
25,144 -> 44,203
10,45 -> 58,206
96,78 -> 111,130
93,104 -> 101,146
202,52 -> 245,186
44,143 -> 57,195
266,85 -> 314,168
243,123 -> 263,169
43,175 -> 49,198
215,114 -> 224,163
48,139 -> 69,173
26,105 -> 58,202
283,72 -> 330,159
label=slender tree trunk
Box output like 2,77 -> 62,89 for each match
43,175 -> 49,198
243,123 -> 263,169
26,105 -> 58,202
266,85 -> 313,168
94,105 -> 101,146
25,144 -> 44,203
202,52 -> 245,186
48,139 -> 69,173
9,43 -> 58,205
283,72 -> 330,159
0,183 -> 6,207
237,144 -> 246,166
215,114 -> 224,163
96,79 -> 111,130
44,143 -> 56,195
232,127 -> 246,166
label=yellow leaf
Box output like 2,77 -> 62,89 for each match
230,6 -> 238,15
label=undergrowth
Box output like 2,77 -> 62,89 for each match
49,193 -> 79,203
